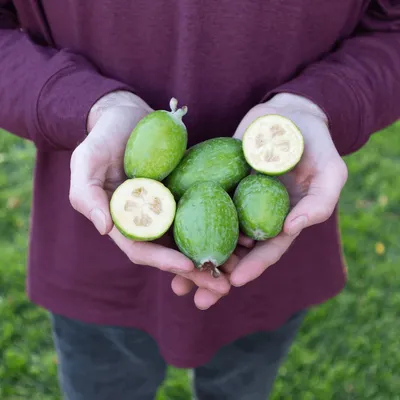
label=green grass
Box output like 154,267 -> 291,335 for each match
1,123 -> 399,399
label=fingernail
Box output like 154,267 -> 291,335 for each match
288,215 -> 308,236
90,208 -> 106,234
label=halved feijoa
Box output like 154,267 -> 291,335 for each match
233,174 -> 290,240
242,114 -> 304,175
110,178 -> 176,241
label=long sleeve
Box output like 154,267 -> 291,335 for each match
0,1 -> 133,151
265,0 -> 400,156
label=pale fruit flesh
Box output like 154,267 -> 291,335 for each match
242,114 -> 304,175
110,178 -> 176,241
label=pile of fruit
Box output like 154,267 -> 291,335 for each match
110,98 -> 304,277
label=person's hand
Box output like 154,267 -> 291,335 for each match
68,90 -> 232,308
171,93 -> 348,306
171,234 -> 254,309
227,93 -> 348,287
168,93 -> 348,308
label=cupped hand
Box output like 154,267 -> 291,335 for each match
228,93 -> 348,287
68,91 -> 232,308
171,93 -> 348,307
169,93 -> 348,308
171,234 -> 254,309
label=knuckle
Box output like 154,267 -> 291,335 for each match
314,207 -> 331,223
332,157 -> 348,185
68,190 -> 79,210
126,243 -> 151,266
271,250 -> 284,265
339,159 -> 349,183
70,145 -> 84,168
127,251 -> 140,265
220,285 -> 231,296
158,264 -> 172,272
209,280 -> 230,296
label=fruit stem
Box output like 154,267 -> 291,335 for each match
200,261 -> 221,278
169,98 -> 178,112
169,97 -> 188,120
211,267 -> 221,278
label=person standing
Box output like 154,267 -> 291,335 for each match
1,1 -> 399,399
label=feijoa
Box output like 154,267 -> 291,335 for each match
173,181 -> 239,277
165,137 -> 251,199
233,174 -> 290,240
124,98 -> 188,181
110,178 -> 176,241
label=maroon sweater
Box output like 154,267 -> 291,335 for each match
1,0 -> 399,368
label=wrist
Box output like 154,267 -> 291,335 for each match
266,93 -> 328,125
87,90 -> 147,133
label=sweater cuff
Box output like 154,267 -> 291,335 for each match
263,69 -> 363,156
35,58 -> 134,151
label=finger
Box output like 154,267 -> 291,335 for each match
233,104 -> 276,140
183,268 -> 231,296
69,145 -> 113,235
172,271 -> 230,297
69,110 -> 136,235
284,159 -> 348,236
238,233 -> 255,248
172,279 -> 225,310
109,227 -> 230,298
219,253 -> 240,275
109,227 -> 194,273
171,275 -> 195,296
172,257 -> 236,297
230,233 -> 298,287
233,245 -> 251,260
194,288 -> 224,310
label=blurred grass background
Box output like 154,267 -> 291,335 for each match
0,123 -> 399,399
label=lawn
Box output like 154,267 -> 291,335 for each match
0,123 -> 399,399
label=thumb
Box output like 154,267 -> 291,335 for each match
233,104 -> 277,140
69,143 -> 114,235
284,160 -> 347,236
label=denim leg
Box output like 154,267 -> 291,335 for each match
50,313 -> 167,400
192,310 -> 307,400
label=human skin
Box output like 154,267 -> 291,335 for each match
69,91 -> 252,308
171,93 -> 348,310
70,91 -> 347,310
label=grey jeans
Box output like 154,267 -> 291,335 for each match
50,309 -> 306,400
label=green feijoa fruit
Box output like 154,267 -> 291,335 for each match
165,137 -> 251,199
124,98 -> 188,181
233,174 -> 290,240
242,114 -> 304,175
173,181 -> 239,277
110,178 -> 176,241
